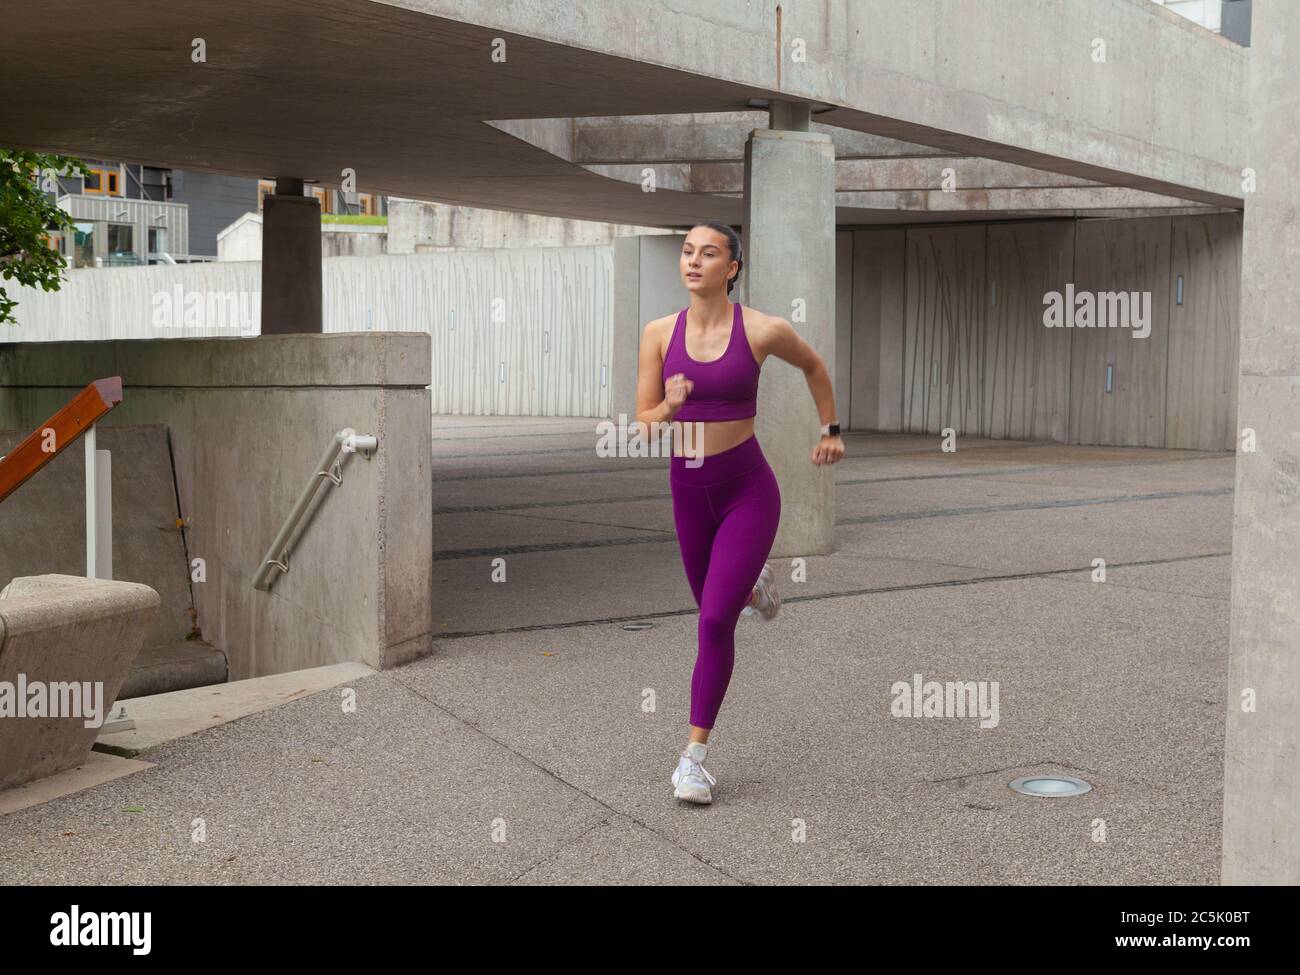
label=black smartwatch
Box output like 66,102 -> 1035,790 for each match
819,422 -> 841,437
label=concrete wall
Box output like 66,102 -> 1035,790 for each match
987,221 -> 1074,442
320,223 -> 388,257
1069,217 -> 1172,446
11,213 -> 1241,440
847,229 -> 906,433
11,261 -> 262,340
1222,0 -> 1299,885
327,249 -> 613,416
846,212 -> 1242,450
0,333 -> 433,679
217,214 -> 390,261
0,425 -> 193,647
10,246 -> 615,417
386,197 -> 672,254
1167,211 -> 1242,449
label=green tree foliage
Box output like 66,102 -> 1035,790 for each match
0,149 -> 89,326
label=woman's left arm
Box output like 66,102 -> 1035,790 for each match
761,314 -> 846,466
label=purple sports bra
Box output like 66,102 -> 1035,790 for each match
661,301 -> 761,422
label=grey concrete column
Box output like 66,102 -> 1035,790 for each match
1222,0 -> 1300,885
768,98 -> 811,132
612,233 -> 693,427
261,178 -> 322,334
611,235 -> 641,426
742,119 -> 836,556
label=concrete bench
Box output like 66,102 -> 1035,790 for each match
0,574 -> 158,791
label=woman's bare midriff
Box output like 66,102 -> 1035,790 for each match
670,417 -> 756,458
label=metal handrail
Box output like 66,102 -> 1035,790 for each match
0,377 -> 122,580
252,428 -> 377,591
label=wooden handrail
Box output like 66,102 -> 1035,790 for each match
0,377 -> 123,504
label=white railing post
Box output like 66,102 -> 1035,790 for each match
85,426 -> 96,577
84,426 -> 112,579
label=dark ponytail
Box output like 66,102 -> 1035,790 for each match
690,220 -> 743,295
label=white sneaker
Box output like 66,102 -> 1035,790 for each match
671,741 -> 716,804
750,562 -> 780,620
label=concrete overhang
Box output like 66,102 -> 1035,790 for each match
583,159 -> 1212,209
0,0 -> 1246,229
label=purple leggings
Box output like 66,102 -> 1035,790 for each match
670,434 -> 781,729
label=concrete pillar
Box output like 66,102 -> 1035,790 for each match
612,233 -> 692,429
261,177 -> 322,334
1222,0 -> 1300,884
742,106 -> 836,556
611,235 -> 641,428
768,98 -> 811,132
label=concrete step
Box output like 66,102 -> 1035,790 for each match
118,640 -> 228,699
96,662 -> 375,757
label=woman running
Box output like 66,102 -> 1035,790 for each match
635,220 -> 845,804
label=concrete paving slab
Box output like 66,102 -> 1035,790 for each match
971,455 -> 1234,494
383,572 -> 1228,883
0,752 -> 155,817
0,422 -> 1237,884
434,468 -> 670,513
837,475 -> 1144,522
96,662 -> 376,757
429,539 -> 996,637
0,674 -> 636,884
1042,554 -> 1232,602
841,492 -> 1233,574
511,815 -> 737,885
434,509 -> 667,558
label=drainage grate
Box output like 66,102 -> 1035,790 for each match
1009,775 -> 1092,797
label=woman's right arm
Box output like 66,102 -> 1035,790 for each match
634,318 -> 689,440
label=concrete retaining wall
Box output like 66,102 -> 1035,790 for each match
0,332 -> 433,680
0,425 -> 193,646
0,424 -> 229,698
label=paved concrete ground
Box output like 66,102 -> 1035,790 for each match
0,418 -> 1233,884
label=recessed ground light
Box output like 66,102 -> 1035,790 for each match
1009,775 -> 1092,797
621,621 -> 654,631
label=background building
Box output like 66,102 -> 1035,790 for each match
42,162 -> 390,265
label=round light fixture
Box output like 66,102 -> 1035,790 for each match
1009,775 -> 1092,797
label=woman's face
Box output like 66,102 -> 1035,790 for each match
680,227 -> 736,296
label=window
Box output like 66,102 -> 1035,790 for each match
257,179 -> 275,210
106,223 -> 134,264
73,222 -> 95,267
83,165 -> 123,196
310,186 -> 333,214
